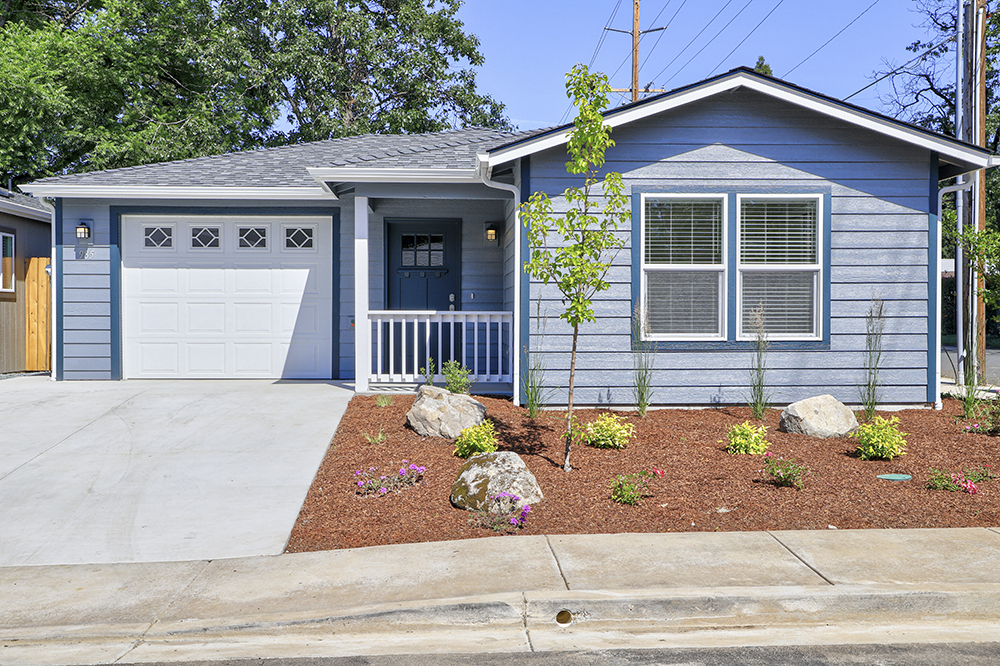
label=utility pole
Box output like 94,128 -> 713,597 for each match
605,0 -> 668,102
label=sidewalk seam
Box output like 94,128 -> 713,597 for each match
111,558 -> 214,663
544,535 -> 571,591
521,592 -> 534,652
766,532 -> 836,586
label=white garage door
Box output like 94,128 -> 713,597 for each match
122,215 -> 334,379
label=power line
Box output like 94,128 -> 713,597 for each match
707,0 -> 787,77
842,34 -> 956,101
638,0 -> 689,75
588,0 -> 626,69
663,0 -> 757,87
650,0 -> 737,83
560,0 -> 627,124
783,0 -> 882,78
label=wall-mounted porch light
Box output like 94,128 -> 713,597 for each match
485,223 -> 498,244
76,221 -> 91,240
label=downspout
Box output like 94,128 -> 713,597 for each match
938,178 -> 975,409
476,153 -> 522,406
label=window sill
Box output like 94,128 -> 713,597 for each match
640,339 -> 830,352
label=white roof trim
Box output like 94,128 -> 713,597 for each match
19,185 -> 334,200
0,198 -> 52,222
307,167 -> 480,184
486,72 -> 993,169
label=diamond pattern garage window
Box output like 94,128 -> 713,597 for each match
285,227 -> 314,249
191,227 -> 220,248
239,227 -> 267,249
144,227 -> 172,248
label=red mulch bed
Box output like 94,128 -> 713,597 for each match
286,396 -> 1000,553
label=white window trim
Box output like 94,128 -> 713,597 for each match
281,223 -> 319,253
140,222 -> 177,253
640,192 -> 728,341
236,223 -> 271,252
735,193 -> 823,342
1,231 -> 14,293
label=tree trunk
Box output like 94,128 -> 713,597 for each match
563,324 -> 579,472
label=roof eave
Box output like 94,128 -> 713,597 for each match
19,185 -> 334,200
485,71 -> 994,170
0,198 -> 52,222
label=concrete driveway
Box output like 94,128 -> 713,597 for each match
0,377 -> 352,566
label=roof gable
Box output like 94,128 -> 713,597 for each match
485,68 -> 992,175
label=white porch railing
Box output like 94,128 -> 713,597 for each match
369,310 -> 513,383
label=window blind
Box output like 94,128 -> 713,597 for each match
741,272 -> 815,335
645,199 -> 723,264
740,199 -> 817,264
647,271 -> 721,336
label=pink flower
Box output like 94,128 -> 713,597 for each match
652,467 -> 664,477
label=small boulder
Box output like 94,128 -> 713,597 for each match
779,394 -> 858,438
406,385 -> 486,439
450,451 -> 543,511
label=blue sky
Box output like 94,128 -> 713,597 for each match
455,0 -> 947,130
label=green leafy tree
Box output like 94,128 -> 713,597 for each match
520,64 -> 630,472
753,56 -> 773,76
0,0 -> 509,186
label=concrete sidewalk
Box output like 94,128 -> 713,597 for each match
3,528 -> 1000,664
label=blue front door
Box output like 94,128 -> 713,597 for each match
386,220 -> 461,310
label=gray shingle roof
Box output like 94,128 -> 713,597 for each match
30,127 -> 548,188
0,188 -> 52,214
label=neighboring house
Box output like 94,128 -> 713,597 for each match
22,68 -> 996,407
0,188 -> 52,374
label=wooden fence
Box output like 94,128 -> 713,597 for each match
25,256 -> 50,372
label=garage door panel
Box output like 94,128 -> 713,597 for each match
139,268 -> 180,294
234,266 -> 275,293
140,303 -> 180,334
123,215 -> 334,379
186,303 -> 226,334
138,343 -> 180,375
187,343 -> 226,374
186,266 -> 226,293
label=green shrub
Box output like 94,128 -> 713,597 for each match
442,360 -> 471,394
725,421 -> 770,454
610,471 -> 653,505
453,420 -> 498,458
374,394 -> 393,407
419,359 -> 435,386
762,453 -> 810,489
585,413 -> 636,449
852,415 -> 907,460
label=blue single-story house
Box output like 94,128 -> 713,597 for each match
23,68 -> 996,407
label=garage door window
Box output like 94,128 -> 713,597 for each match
144,226 -> 173,248
238,226 -> 268,249
285,227 -> 314,249
191,226 -> 221,249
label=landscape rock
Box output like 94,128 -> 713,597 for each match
450,451 -> 543,511
779,394 -> 859,438
406,385 -> 486,439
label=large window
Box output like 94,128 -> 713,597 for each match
1,232 -> 13,293
738,195 -> 821,340
641,195 -> 726,339
641,193 -> 823,342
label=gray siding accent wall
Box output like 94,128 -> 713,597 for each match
59,198 -> 340,380
525,88 -> 934,406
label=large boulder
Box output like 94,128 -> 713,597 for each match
406,385 -> 486,439
451,451 -> 543,511
779,394 -> 858,438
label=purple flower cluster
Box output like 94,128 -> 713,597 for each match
354,460 -> 426,497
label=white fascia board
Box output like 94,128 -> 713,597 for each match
486,73 -> 993,169
307,167 -> 480,184
0,198 -> 52,222
19,185 -> 334,200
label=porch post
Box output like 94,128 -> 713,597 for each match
354,196 -> 370,392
